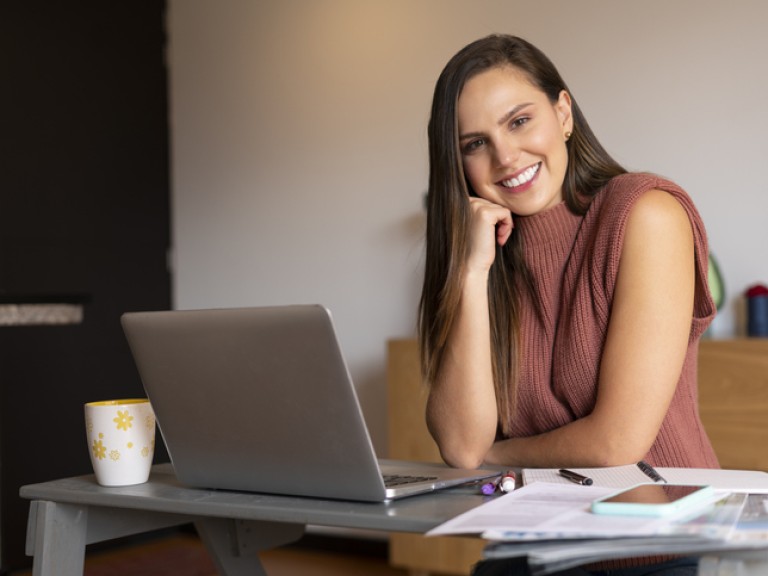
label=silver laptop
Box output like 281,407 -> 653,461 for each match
121,305 -> 499,501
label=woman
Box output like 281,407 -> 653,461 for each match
418,34 -> 718,575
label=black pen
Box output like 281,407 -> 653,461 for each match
558,469 -> 594,485
637,460 -> 668,483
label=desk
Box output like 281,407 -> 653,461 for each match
19,464 -> 487,576
20,465 -> 768,576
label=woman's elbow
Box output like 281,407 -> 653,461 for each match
429,426 -> 492,469
597,435 -> 654,467
425,402 -> 496,469
440,450 -> 485,470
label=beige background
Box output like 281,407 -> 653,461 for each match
167,0 -> 768,454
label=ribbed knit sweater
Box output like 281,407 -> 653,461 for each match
509,172 -> 720,470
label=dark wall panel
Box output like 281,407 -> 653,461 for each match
0,3 -> 171,571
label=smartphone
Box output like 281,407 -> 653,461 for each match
591,484 -> 714,517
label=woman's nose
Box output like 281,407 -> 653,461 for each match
493,138 -> 519,167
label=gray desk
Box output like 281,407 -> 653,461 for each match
20,464 -> 488,576
22,465 -> 768,576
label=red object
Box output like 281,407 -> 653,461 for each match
746,284 -> 768,298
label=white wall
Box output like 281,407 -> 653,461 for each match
168,0 -> 768,455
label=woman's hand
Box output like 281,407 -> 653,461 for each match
466,197 -> 514,273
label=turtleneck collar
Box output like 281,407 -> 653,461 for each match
514,201 -> 582,249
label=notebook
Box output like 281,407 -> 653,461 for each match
121,304 -> 499,501
523,462 -> 768,493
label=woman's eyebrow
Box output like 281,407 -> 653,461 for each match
497,102 -> 533,127
459,102 -> 533,142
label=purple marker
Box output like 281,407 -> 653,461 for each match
481,479 -> 499,495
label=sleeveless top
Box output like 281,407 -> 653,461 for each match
509,172 -> 719,469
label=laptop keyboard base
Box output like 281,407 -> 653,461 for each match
383,474 -> 439,487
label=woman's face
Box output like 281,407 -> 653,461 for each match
457,65 -> 573,216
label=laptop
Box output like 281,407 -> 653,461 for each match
120,305 -> 500,501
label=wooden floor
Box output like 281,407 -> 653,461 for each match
10,531 -> 410,576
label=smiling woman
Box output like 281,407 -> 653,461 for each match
418,34 -> 717,576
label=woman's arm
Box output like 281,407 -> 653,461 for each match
484,189 -> 696,468
425,197 -> 513,469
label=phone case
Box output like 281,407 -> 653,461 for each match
590,484 -> 715,517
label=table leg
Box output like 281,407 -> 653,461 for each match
26,500 -> 88,576
195,517 -> 305,576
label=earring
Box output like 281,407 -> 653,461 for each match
564,131 -> 572,141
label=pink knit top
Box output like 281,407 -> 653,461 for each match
509,172 -> 720,469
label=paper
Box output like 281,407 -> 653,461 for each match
523,465 -> 650,488
426,482 -> 715,539
483,495 -> 768,576
487,535 -> 768,575
523,465 -> 768,493
731,494 -> 768,539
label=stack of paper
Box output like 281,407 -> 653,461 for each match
427,467 -> 768,574
485,535 -> 768,575
428,482 -> 737,541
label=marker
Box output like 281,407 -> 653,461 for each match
481,479 -> 499,495
558,469 -> 593,486
499,472 -> 516,492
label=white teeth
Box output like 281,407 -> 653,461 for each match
502,163 -> 540,188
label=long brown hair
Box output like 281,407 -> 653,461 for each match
418,35 -> 626,435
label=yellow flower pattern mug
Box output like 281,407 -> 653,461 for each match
84,399 -> 156,486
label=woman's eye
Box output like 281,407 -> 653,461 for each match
510,116 -> 530,129
462,138 -> 485,154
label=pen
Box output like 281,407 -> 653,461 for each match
637,460 -> 668,483
558,468 -> 594,485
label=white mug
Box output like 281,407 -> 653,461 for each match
84,399 -> 155,486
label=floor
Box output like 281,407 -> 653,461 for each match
10,530 -> 411,576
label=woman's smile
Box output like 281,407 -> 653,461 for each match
498,162 -> 541,192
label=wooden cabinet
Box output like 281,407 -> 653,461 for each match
697,339 -> 768,471
387,338 -> 768,575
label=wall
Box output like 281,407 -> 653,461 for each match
2,3 -> 171,569
168,0 -> 768,454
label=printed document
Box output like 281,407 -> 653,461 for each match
427,482 -> 728,540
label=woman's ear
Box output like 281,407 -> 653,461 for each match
556,90 -> 573,134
